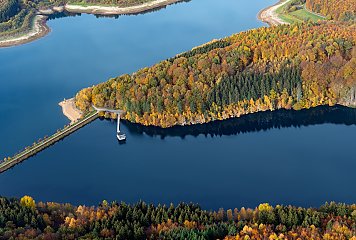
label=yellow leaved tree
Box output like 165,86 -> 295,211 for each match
20,195 -> 36,209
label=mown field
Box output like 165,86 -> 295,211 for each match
276,0 -> 324,24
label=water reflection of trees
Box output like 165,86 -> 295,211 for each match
47,0 -> 191,20
47,11 -> 81,20
121,105 -> 356,138
93,0 -> 192,18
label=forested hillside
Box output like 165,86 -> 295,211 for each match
75,21 -> 356,127
0,0 -> 43,40
0,0 -> 19,22
0,196 -> 355,239
306,0 -> 356,21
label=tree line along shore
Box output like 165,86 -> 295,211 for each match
1,196 -> 356,239
0,0 -> 183,47
74,0 -> 355,128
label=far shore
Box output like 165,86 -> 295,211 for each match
64,0 -> 182,15
0,15 -> 50,48
59,98 -> 83,124
1,0 -> 293,48
258,0 -> 291,26
0,0 -> 182,48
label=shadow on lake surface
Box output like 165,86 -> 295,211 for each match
118,105 -> 356,138
47,0 -> 192,20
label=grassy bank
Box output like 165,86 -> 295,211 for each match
275,1 -> 325,24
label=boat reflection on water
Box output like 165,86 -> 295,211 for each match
117,105 -> 356,139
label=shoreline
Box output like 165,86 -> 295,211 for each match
0,0 -> 291,48
59,98 -> 83,124
64,0 -> 182,15
0,15 -> 50,48
57,0 -> 288,125
258,0 -> 291,26
0,0 -> 182,48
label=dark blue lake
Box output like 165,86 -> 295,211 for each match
1,0 -> 355,210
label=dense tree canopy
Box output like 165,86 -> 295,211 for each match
0,0 -> 19,22
0,8 -> 35,39
75,21 -> 356,127
306,0 -> 356,20
283,0 -> 306,14
0,196 -> 355,239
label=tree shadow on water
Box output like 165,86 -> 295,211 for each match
119,105 -> 356,139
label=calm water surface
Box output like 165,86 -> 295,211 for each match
1,0 -> 355,210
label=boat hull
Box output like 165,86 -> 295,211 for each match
117,133 -> 126,141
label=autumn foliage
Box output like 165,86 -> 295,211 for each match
0,197 -> 356,239
75,21 -> 356,127
306,0 -> 356,20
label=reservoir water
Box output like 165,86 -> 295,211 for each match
1,0 -> 355,210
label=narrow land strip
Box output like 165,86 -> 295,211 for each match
0,111 -> 98,173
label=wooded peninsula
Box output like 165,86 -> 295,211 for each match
75,0 -> 356,128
